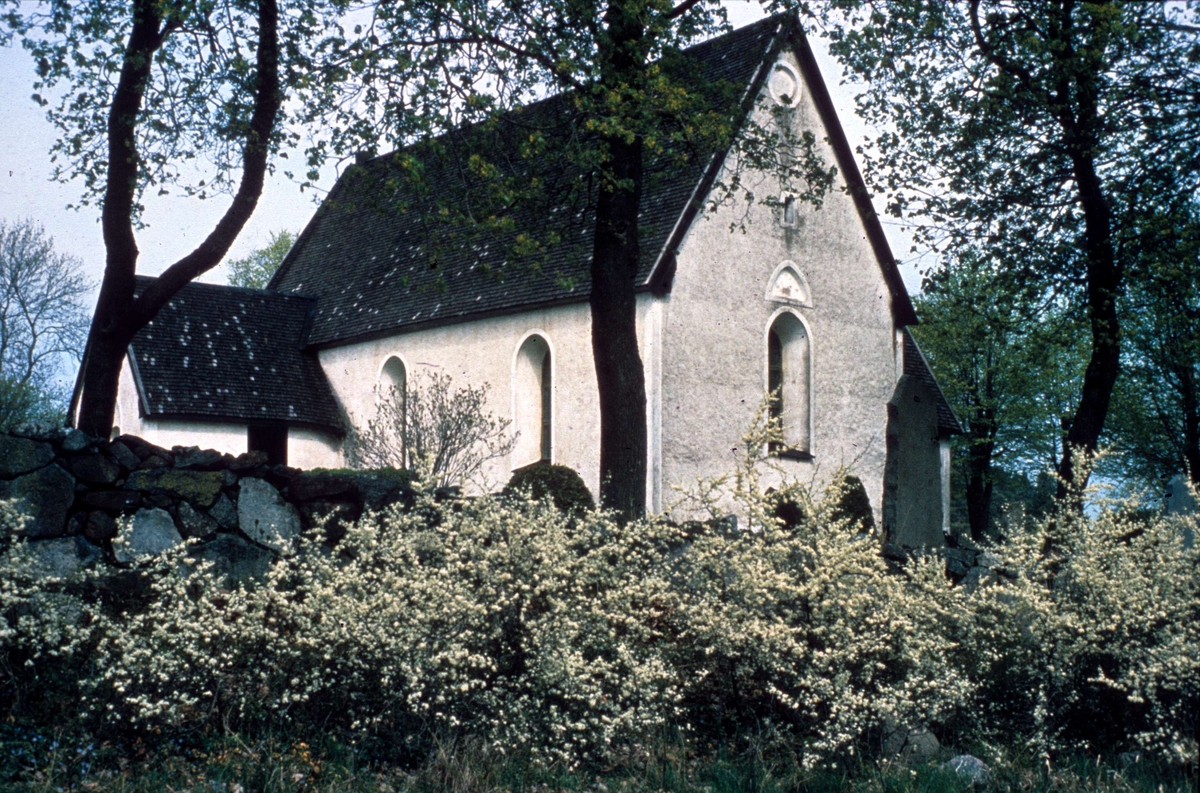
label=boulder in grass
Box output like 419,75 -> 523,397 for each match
943,754 -> 989,785
883,723 -> 940,763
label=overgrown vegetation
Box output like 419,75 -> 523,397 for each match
1,424 -> 1196,787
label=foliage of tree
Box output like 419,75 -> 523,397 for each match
912,252 -> 1086,541
297,2 -> 835,519
348,372 -> 516,489
814,0 -> 1200,492
0,219 -> 91,431
227,230 -> 295,290
1102,193 -> 1200,488
2,0 -> 345,439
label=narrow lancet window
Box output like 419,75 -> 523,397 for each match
766,312 -> 811,457
379,356 -> 407,464
514,334 -> 552,468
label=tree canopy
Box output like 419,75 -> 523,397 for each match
3,0 -> 347,439
813,0 -> 1200,491
227,230 -> 296,289
0,219 -> 91,431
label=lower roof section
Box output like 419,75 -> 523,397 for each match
129,276 -> 343,435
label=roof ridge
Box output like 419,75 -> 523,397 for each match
351,13 -> 791,171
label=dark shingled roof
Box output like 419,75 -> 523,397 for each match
903,329 -> 963,436
128,276 -> 343,433
271,17 -> 789,347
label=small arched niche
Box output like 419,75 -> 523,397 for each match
765,261 -> 812,307
513,334 -> 552,468
766,310 -> 812,457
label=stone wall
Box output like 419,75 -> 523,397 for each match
0,427 -> 414,581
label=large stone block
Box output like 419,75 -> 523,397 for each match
80,489 -> 142,512
178,501 -> 219,540
0,436 -> 55,478
126,468 -> 224,508
238,477 -> 300,554
173,447 -> 227,470
0,464 -> 76,539
61,429 -> 91,452
68,452 -> 122,484
189,534 -> 275,586
208,493 -> 238,529
107,441 -> 142,472
289,471 -> 359,502
22,536 -> 102,578
114,507 -> 184,562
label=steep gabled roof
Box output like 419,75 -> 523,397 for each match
127,277 -> 343,433
271,14 -> 917,348
902,328 -> 963,436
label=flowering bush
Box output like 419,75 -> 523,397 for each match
0,444 -> 1196,769
957,460 -> 1199,764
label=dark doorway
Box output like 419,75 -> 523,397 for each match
248,422 -> 288,466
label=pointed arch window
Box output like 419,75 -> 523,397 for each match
514,334 -> 552,468
766,312 -> 812,458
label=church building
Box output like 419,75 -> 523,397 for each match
107,15 -> 960,545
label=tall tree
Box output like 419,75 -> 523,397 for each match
4,0 -> 339,438
814,0 -> 1200,492
300,3 -> 833,519
913,250 -> 1086,541
0,219 -> 92,430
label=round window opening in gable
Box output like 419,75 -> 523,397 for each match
768,63 -> 800,107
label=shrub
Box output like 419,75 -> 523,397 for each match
503,464 -> 594,514
0,443 -> 1195,769
955,457 -> 1199,764
346,372 -> 515,488
824,472 -> 876,533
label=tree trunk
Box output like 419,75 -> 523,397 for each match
1057,150 -> 1120,496
965,409 -> 997,544
75,0 -> 280,437
1055,1 -> 1121,497
590,0 -> 648,521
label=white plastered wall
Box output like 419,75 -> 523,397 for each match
321,302 -> 643,498
659,47 -> 897,518
289,426 -> 343,469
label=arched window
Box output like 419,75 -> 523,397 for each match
766,312 -> 811,457
379,355 -> 407,461
514,334 -> 552,468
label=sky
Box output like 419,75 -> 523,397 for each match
0,1 -> 926,310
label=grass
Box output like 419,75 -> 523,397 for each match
0,730 -> 1193,793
